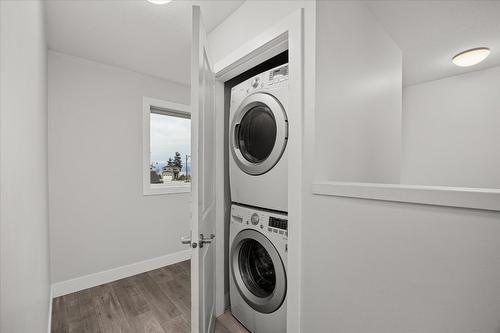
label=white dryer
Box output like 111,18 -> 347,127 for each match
229,204 -> 287,333
229,64 -> 289,212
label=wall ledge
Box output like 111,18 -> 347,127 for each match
312,181 -> 500,212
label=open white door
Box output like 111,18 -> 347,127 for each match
190,5 -> 217,333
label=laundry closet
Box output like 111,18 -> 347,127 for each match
195,3 -> 311,332
225,53 -> 289,332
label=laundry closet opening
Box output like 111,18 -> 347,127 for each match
220,50 -> 290,332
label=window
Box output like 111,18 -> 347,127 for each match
143,97 -> 191,195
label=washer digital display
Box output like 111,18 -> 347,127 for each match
269,217 -> 288,230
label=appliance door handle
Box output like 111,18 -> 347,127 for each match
234,123 -> 240,149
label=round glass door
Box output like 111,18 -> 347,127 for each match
238,239 -> 276,298
231,229 -> 286,313
238,105 -> 277,164
231,93 -> 288,175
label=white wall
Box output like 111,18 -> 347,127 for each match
402,65 -> 500,188
315,0 -> 402,183
301,2 -> 500,333
48,51 -> 191,283
302,195 -> 500,333
211,2 -> 500,332
0,1 -> 51,332
208,0 -> 306,65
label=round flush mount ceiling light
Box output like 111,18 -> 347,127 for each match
147,0 -> 172,4
452,47 -> 490,67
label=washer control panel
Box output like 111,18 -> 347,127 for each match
250,213 -> 260,225
231,204 -> 288,238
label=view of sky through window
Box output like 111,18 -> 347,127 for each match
150,112 -> 191,185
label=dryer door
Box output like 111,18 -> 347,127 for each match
230,93 -> 288,175
231,229 -> 286,313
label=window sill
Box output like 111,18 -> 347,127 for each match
312,181 -> 500,212
143,184 -> 191,196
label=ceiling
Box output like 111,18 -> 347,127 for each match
45,0 -> 244,85
46,1 -> 500,87
366,1 -> 500,86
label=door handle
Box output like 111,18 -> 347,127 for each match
199,233 -> 215,248
180,235 -> 191,244
181,235 -> 197,248
234,124 -> 240,149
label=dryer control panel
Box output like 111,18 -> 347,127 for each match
231,64 -> 289,97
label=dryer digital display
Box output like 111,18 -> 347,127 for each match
269,66 -> 289,80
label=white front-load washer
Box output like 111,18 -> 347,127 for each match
229,64 -> 289,212
229,204 -> 287,333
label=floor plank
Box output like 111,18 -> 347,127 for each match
51,260 -> 191,333
215,310 -> 250,333
90,283 -> 131,333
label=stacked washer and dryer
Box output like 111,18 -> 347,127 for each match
228,64 -> 289,333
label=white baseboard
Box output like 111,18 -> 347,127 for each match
47,285 -> 53,333
52,250 -> 191,298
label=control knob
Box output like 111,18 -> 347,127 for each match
250,213 -> 259,225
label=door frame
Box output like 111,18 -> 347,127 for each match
213,8 -> 307,333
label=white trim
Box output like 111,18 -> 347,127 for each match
146,184 -> 191,196
214,80 -> 226,318
47,286 -> 53,333
51,250 -> 191,297
215,33 -> 288,82
284,9 -> 304,333
142,96 -> 191,196
312,181 -> 500,211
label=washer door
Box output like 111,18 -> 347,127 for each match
231,229 -> 286,313
230,93 -> 288,175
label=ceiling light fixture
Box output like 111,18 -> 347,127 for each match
147,0 -> 172,4
452,47 -> 490,67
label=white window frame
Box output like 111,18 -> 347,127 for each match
143,96 -> 191,195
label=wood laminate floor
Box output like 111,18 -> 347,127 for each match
214,311 -> 249,333
51,260 -> 248,333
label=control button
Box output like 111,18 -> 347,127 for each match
279,230 -> 284,235
250,213 -> 259,225
273,229 -> 278,233
268,227 -> 272,232
251,77 -> 260,88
